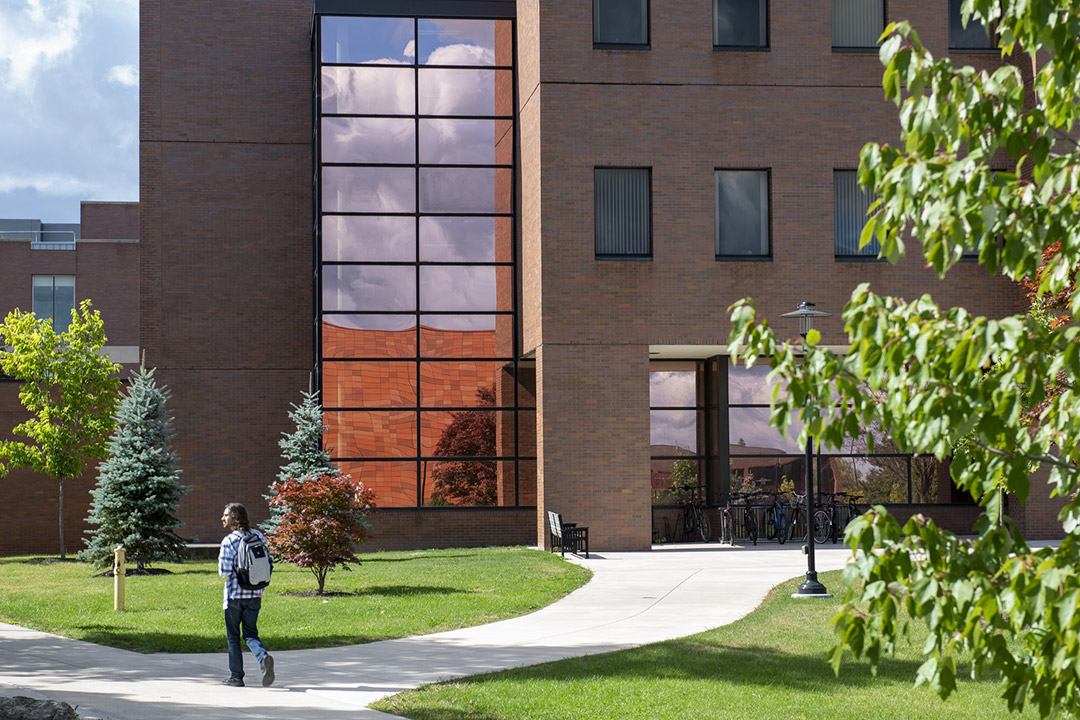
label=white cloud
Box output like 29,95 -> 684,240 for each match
0,172 -> 97,196
105,63 -> 137,87
0,0 -> 87,93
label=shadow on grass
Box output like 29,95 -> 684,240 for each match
361,585 -> 469,597
69,627 -> 396,654
359,554 -> 477,563
451,641 -> 927,694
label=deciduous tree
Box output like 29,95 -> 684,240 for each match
728,2 -> 1080,715
267,473 -> 375,595
0,300 -> 121,558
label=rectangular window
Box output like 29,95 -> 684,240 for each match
595,168 -> 651,258
949,0 -> 994,49
831,0 -> 884,49
834,170 -> 880,258
32,275 -> 74,332
714,0 -> 767,48
715,170 -> 769,258
594,0 -> 649,47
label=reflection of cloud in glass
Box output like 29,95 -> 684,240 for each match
321,66 -> 414,115
420,266 -> 496,311
421,314 -> 497,331
420,168 -> 501,213
650,410 -> 697,453
729,407 -> 803,454
419,217 -> 495,262
649,371 -> 696,407
419,119 -> 495,164
322,266 -> 416,312
323,216 -> 415,262
321,16 -> 415,64
418,68 -> 495,115
419,19 -> 497,65
728,364 -> 787,404
715,170 -> 767,255
322,118 -> 414,164
323,167 -> 415,213
714,0 -> 765,46
324,314 -> 416,331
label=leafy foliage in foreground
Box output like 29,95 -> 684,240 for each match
728,1 -> 1080,716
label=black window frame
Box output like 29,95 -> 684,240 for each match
594,167 -> 653,260
714,168 -> 771,261
712,0 -> 769,51
830,0 -> 886,52
593,0 -> 650,49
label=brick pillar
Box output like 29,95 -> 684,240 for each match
536,343 -> 651,551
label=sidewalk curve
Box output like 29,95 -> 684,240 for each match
0,543 -> 853,720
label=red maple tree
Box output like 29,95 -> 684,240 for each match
430,386 -> 497,505
267,473 -> 376,594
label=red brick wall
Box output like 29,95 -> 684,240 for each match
365,507 -> 534,550
520,1 -> 1024,550
140,1 -> 314,547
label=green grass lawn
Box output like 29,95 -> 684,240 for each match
0,547 -> 590,654
373,570 -> 1038,720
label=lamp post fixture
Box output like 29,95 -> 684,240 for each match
780,302 -> 833,599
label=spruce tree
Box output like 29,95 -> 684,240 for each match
263,389 -> 340,532
81,365 -> 187,571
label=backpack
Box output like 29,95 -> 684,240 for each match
236,530 -> 272,590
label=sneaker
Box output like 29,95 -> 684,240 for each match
260,654 -> 275,687
222,676 -> 244,687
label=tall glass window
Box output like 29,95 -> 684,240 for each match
650,363 -> 704,507
715,169 -> 769,258
32,275 -> 75,332
316,13 -> 529,508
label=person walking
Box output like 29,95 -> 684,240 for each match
218,502 -> 275,687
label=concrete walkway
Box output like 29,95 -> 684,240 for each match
0,543 -> 854,720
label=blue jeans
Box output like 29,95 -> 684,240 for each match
224,598 -> 267,678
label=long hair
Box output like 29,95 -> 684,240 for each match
225,503 -> 250,532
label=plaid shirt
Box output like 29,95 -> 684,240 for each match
218,528 -> 268,609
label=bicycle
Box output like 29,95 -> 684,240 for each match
813,492 -> 839,544
787,492 -> 810,544
718,493 -> 735,545
736,492 -> 758,546
764,491 -> 788,544
679,486 -> 712,542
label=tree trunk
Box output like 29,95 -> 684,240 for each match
58,477 -> 66,560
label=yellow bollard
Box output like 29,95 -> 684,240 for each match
114,546 -> 125,611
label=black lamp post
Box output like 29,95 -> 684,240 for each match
780,302 -> 832,598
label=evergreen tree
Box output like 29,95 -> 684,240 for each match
263,389 -> 340,532
81,365 -> 187,571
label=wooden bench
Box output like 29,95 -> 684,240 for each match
547,511 -> 590,558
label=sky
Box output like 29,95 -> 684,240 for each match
0,0 -> 138,224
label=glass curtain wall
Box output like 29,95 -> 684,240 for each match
315,12 -> 534,508
725,363 -> 959,505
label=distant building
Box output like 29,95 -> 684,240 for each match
0,202 -> 139,554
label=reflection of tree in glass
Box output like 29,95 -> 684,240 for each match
430,386 -> 496,505
651,450 -> 698,505
830,394 -> 939,503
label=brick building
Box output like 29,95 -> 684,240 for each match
0,202 -> 140,554
1,0 -> 1058,555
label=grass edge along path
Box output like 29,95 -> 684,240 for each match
0,546 -> 591,654
373,569 -> 1038,720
